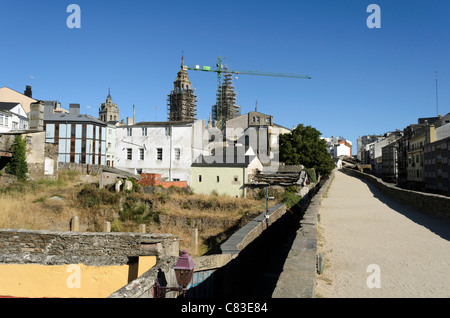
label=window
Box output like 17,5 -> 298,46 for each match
217,176 -> 220,183
157,148 -> 163,160
127,148 -> 132,160
199,175 -> 202,182
71,125 -> 76,138
175,148 -> 180,160
0,114 -> 3,126
139,148 -> 144,160
82,125 -> 87,138
142,127 -> 147,136
165,126 -> 171,136
127,127 -> 132,136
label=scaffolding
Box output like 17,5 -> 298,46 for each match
167,60 -> 198,121
167,87 -> 197,121
211,71 -> 241,128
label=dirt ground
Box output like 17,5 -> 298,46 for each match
316,170 -> 450,298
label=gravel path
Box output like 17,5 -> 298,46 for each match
316,170 -> 450,298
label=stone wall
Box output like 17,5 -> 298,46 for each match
343,167 -> 450,219
272,169 -> 336,298
0,229 -> 179,266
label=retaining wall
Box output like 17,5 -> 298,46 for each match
343,168 -> 450,219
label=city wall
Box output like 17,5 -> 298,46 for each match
272,169 -> 335,298
343,167 -> 450,219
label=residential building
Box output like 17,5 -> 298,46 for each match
0,102 -> 29,133
424,136 -> 450,195
381,139 -> 400,182
323,136 -> 352,158
105,123 -> 116,167
44,103 -> 107,165
114,120 -> 206,182
0,86 -> 37,114
225,111 -> 285,171
190,148 -> 263,198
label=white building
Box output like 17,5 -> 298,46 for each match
323,136 -> 352,159
0,102 -> 28,133
115,120 -> 207,182
105,123 -> 116,167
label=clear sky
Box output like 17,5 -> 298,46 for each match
1,0 -> 449,154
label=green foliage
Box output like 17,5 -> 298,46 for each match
280,124 -> 335,177
77,184 -> 119,207
281,191 -> 302,209
6,135 -> 28,181
304,168 -> 317,183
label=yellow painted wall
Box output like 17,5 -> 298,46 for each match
0,256 -> 156,298
190,166 -> 246,197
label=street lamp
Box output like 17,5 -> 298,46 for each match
154,250 -> 195,298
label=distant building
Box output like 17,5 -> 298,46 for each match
424,136 -> 450,195
225,111 -> 286,170
211,72 -> 241,129
167,57 -> 197,122
114,120 -> 206,182
323,136 -> 352,159
99,89 -> 120,123
0,86 -> 37,114
0,102 -> 28,133
44,103 -> 107,165
190,148 -> 262,198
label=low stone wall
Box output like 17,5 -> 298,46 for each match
220,203 -> 286,254
272,169 -> 336,298
0,229 -> 179,266
343,168 -> 450,219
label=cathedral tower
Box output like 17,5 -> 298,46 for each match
167,57 -> 198,121
99,89 -> 119,123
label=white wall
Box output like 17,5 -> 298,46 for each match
115,120 -> 206,182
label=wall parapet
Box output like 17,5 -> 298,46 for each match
343,168 -> 450,219
272,169 -> 336,298
0,229 -> 179,266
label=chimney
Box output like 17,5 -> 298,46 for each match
126,117 -> 134,125
24,85 -> 32,98
69,103 -> 80,115
29,101 -> 44,131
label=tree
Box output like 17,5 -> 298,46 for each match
6,134 -> 28,181
279,124 -> 335,177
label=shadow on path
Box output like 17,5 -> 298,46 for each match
343,171 -> 450,242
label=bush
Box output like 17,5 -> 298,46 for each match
6,135 -> 28,181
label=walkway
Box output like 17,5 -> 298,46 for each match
316,170 -> 450,298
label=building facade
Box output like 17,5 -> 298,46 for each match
114,120 -> 206,182
190,150 -> 262,198
0,102 -> 28,133
44,103 -> 107,165
424,136 -> 450,195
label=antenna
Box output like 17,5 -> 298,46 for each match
435,71 -> 439,116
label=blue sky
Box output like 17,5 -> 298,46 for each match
1,0 -> 449,154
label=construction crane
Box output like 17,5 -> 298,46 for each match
183,56 -> 311,130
